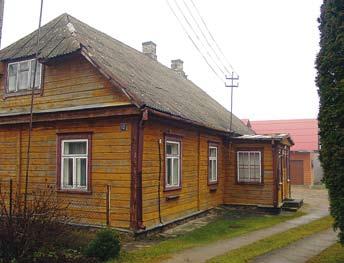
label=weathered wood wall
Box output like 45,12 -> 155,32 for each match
141,119 -> 225,228
224,142 -> 275,207
0,54 -> 130,115
0,118 -> 132,228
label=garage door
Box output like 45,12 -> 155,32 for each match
290,160 -> 304,185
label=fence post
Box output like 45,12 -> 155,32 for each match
9,178 -> 13,222
106,184 -> 111,226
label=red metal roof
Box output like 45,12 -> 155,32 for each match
248,119 -> 319,151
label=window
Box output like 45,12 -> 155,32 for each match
7,59 -> 42,93
237,151 -> 262,183
57,133 -> 92,192
208,146 -> 218,183
165,140 -> 181,188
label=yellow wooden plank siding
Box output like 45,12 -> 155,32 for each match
0,119 -> 132,228
141,120 -> 225,228
0,54 -> 130,115
224,143 -> 275,207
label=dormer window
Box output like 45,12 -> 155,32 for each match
7,59 -> 42,93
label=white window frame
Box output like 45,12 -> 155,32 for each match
237,151 -> 262,183
61,139 -> 89,190
7,58 -> 42,93
165,140 -> 181,188
209,146 -> 218,183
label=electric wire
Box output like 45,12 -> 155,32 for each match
181,0 -> 231,76
166,0 -> 224,81
189,0 -> 236,74
172,0 -> 226,76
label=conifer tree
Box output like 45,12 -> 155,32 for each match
316,0 -> 344,243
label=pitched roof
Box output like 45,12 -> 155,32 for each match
0,13 -> 253,135
249,119 -> 319,151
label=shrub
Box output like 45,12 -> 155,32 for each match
0,185 -> 70,262
84,229 -> 121,261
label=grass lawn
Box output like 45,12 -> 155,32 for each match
110,210 -> 304,263
307,243 -> 344,263
207,216 -> 333,263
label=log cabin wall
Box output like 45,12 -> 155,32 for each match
141,119 -> 225,228
0,54 -> 135,229
224,142 -> 275,207
0,54 -> 131,115
0,118 -> 133,228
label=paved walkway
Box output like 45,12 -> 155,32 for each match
163,187 -> 330,263
253,228 -> 337,263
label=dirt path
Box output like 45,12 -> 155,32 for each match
252,228 -> 337,263
162,187 -> 330,263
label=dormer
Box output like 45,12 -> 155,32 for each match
4,58 -> 42,97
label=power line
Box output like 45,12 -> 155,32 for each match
181,0 -> 231,76
189,0 -> 236,74
172,0 -> 226,76
166,0 -> 224,81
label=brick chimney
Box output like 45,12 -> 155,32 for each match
171,59 -> 187,78
142,41 -> 157,60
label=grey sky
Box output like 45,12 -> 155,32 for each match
1,0 -> 322,120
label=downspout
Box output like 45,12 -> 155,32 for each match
288,147 -> 291,198
272,140 -> 278,208
157,139 -> 163,224
136,108 -> 148,230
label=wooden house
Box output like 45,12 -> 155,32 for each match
0,14 -> 293,232
249,119 -> 321,185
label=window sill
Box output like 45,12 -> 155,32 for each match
166,195 -> 180,201
3,89 -> 42,99
209,185 -> 217,192
236,181 -> 264,186
164,186 -> 181,192
57,189 -> 92,195
208,180 -> 218,186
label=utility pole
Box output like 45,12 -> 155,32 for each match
225,72 -> 239,132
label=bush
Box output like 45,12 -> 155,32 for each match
84,229 -> 121,261
0,186 -> 70,262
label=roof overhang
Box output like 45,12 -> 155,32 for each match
231,133 -> 294,146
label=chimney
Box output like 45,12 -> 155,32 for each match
171,59 -> 187,78
142,41 -> 157,60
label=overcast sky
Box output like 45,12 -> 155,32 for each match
1,0 -> 322,121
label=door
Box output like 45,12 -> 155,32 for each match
290,160 -> 304,185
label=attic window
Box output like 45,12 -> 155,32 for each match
7,59 -> 42,93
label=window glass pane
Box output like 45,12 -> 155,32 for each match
30,60 -> 41,88
76,158 -> 87,187
212,160 -> 217,180
64,141 -> 87,155
167,142 -> 179,155
8,64 -> 17,92
172,158 -> 179,185
209,160 -> 213,179
18,61 -> 30,90
239,167 -> 249,181
166,158 -> 172,185
63,158 -> 73,187
209,147 -> 217,157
